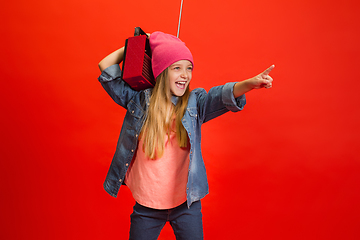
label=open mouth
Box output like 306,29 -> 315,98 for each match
175,81 -> 187,89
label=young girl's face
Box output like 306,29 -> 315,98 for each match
168,60 -> 193,97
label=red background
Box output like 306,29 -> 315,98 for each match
1,0 -> 360,239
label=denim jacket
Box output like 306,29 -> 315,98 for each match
98,64 -> 246,208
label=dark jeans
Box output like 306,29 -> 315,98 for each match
129,201 -> 203,240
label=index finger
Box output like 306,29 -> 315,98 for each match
262,64 -> 275,75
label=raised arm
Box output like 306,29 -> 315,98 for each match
233,65 -> 275,98
98,46 -> 125,72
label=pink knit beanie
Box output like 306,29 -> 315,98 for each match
149,31 -> 194,79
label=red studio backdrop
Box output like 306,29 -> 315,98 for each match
1,0 -> 360,239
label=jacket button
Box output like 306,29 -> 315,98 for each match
119,179 -> 122,182
131,149 -> 134,152
125,163 -> 129,167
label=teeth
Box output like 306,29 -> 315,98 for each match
176,81 -> 186,85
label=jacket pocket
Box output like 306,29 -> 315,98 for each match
186,107 -> 198,131
124,100 -> 145,131
187,107 -> 198,118
127,100 -> 144,119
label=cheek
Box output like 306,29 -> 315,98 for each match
188,70 -> 193,77
169,73 -> 178,82
169,78 -> 176,86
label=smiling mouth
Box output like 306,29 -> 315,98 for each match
175,81 -> 187,89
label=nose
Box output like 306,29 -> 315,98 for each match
181,70 -> 188,79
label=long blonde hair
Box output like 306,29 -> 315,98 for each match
140,68 -> 190,159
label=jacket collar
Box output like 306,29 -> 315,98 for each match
171,95 -> 179,105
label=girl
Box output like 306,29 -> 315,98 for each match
98,31 -> 274,240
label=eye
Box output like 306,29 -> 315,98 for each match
187,66 -> 193,71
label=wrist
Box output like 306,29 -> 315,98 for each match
243,79 -> 256,91
233,80 -> 252,98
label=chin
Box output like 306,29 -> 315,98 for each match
172,92 -> 185,97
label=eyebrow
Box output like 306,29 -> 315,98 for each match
171,63 -> 193,67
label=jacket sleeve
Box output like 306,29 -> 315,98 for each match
98,64 -> 138,108
196,82 -> 246,123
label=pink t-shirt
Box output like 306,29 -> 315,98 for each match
125,118 -> 190,210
